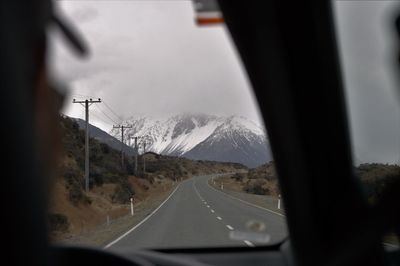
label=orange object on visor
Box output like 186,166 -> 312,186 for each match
193,0 -> 223,26
196,16 -> 224,25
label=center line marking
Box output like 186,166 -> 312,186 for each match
207,205 -> 210,208
244,240 -> 255,247
226,225 -> 234,230
216,216 -> 222,220
211,210 -> 215,213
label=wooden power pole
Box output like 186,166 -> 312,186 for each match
113,124 -> 132,168
128,136 -> 139,176
72,98 -> 101,192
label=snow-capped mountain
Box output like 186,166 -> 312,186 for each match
110,114 -> 272,167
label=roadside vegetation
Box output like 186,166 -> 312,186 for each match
225,162 -> 280,196
356,163 -> 400,204
226,161 -> 400,205
49,116 -> 247,241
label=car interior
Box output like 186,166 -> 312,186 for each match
1,1 -> 399,266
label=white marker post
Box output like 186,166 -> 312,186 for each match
277,194 -> 281,210
130,197 -> 134,216
221,182 -> 224,190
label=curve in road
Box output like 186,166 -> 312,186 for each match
106,175 -> 287,250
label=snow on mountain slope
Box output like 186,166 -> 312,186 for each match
110,114 -> 271,167
184,116 -> 271,167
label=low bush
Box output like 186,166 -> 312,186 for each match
243,179 -> 269,195
68,183 -> 92,205
231,173 -> 245,182
103,173 -> 124,184
112,179 -> 134,204
357,163 -> 400,203
48,213 -> 69,232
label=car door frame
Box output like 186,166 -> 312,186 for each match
218,1 -> 385,266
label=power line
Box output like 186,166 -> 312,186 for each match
93,104 -> 119,125
90,110 -> 114,127
71,99 -> 115,127
98,103 -> 122,123
102,100 -> 124,123
71,94 -> 124,123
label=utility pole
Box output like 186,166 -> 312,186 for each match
128,135 -> 132,147
113,124 -> 132,168
72,98 -> 101,192
128,136 -> 139,175
142,141 -> 146,174
134,137 -> 138,175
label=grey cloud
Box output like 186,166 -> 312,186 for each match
51,1 -> 399,165
51,0 -> 263,131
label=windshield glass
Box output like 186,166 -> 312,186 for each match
48,0 -> 287,249
333,0 -> 400,246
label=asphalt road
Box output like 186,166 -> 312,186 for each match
107,175 -> 287,250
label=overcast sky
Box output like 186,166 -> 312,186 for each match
50,1 -> 400,165
50,0 -> 261,131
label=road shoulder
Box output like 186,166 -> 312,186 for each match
208,175 -> 285,216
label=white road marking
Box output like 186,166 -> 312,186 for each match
206,177 -> 285,217
204,176 -> 393,249
226,225 -> 234,230
193,180 -> 203,200
207,205 -> 210,208
244,240 -> 255,247
104,183 -> 182,249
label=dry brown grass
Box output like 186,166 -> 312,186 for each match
214,162 -> 280,196
49,175 -> 175,241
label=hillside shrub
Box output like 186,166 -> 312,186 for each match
112,179 -> 134,204
100,143 -> 110,154
48,213 -> 69,232
68,183 -> 92,205
357,163 -> 400,203
62,165 -> 92,205
243,179 -> 269,195
125,159 -> 135,175
231,173 -> 245,182
144,162 -> 159,173
91,172 -> 104,187
103,173 -> 124,183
